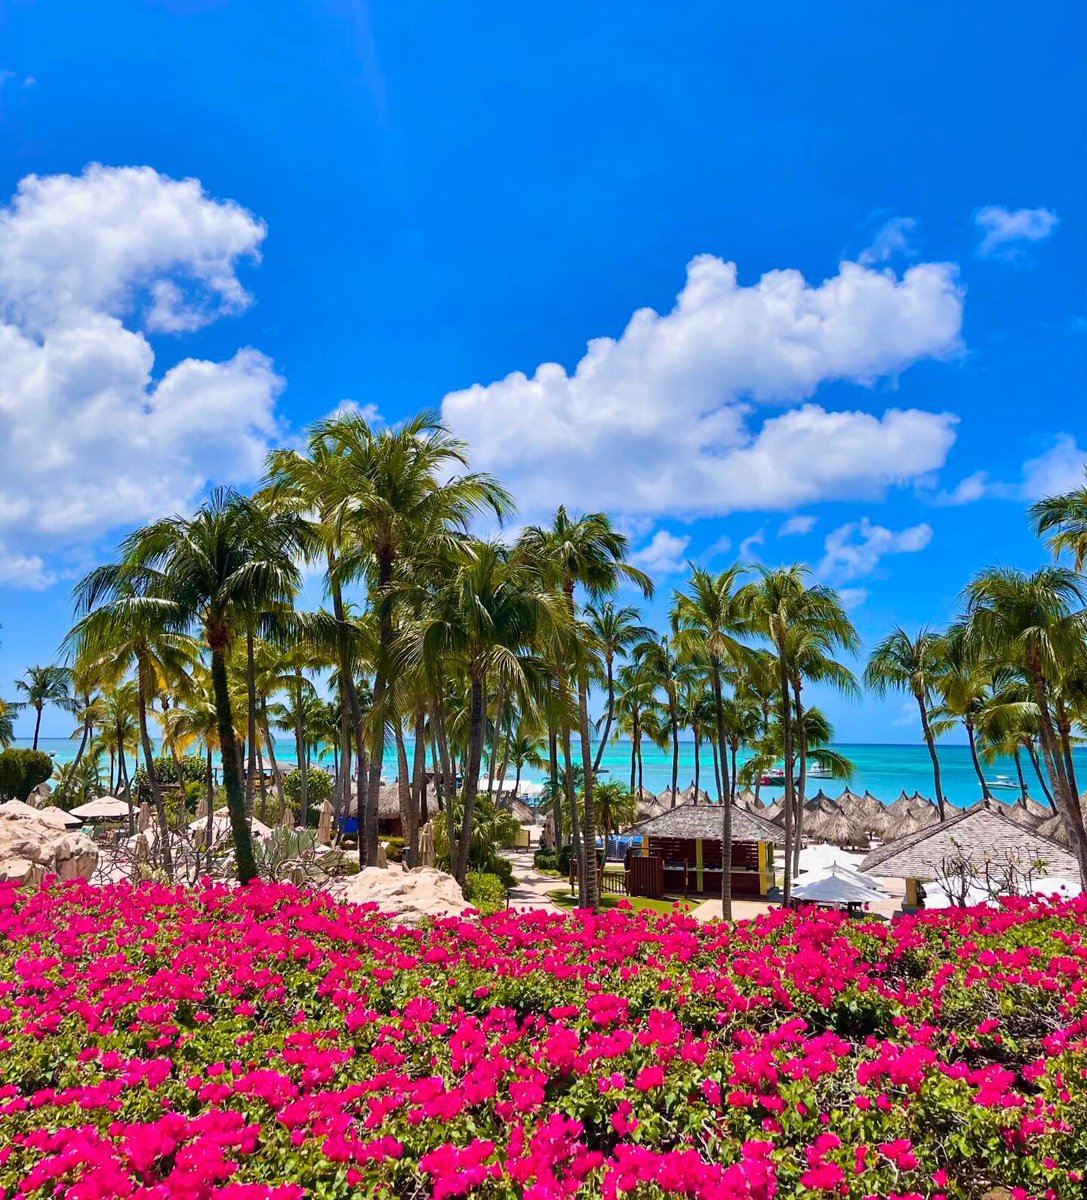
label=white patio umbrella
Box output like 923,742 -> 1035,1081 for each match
70,796 -> 130,820
516,779 -> 545,798
316,797 -> 334,846
792,866 -> 888,906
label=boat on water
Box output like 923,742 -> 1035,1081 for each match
807,764 -> 833,779
759,767 -> 786,785
986,774 -> 1019,790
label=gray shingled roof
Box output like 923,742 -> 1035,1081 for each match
628,801 -> 785,844
860,802 -> 1079,881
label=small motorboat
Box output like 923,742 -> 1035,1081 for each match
759,767 -> 786,786
807,764 -> 833,779
986,774 -> 1019,790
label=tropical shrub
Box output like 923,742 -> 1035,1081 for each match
50,756 -> 101,810
0,882 -> 1085,1198
0,747 -> 53,800
464,870 -> 507,913
382,836 -> 406,862
132,754 -> 206,802
533,848 -> 559,873
283,766 -> 334,813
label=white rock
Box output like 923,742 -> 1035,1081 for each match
333,865 -> 472,924
0,811 -> 97,887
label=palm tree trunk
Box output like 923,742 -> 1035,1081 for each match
965,719 -> 990,799
548,722 -> 562,845
136,660 -> 173,881
629,728 -> 637,796
454,668 -> 487,885
1026,739 -> 1055,807
792,680 -> 807,877
730,743 -> 739,805
293,669 -> 309,826
692,727 -> 701,802
577,673 -> 600,910
71,698 -> 92,770
205,749 -> 215,874
668,695 -> 680,807
432,697 -> 456,858
710,655 -> 733,920
710,735 -> 723,803
32,704 -> 42,751
256,736 -> 269,824
636,722 -> 644,795
1029,665 -> 1087,884
916,692 -> 947,821
776,643 -> 795,905
261,702 -> 287,823
593,654 -> 616,774
561,716 -> 586,905
363,554 -> 395,869
412,711 -> 428,828
1013,747 -> 1029,804
245,627 -> 258,819
210,643 -> 258,884
395,724 -> 418,868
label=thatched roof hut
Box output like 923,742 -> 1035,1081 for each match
638,785 -> 658,802
657,787 -> 678,805
628,802 -> 785,844
734,789 -> 759,811
861,803 -> 1079,882
508,798 -> 535,825
636,793 -> 671,822
805,804 -> 867,848
1036,812 -> 1071,847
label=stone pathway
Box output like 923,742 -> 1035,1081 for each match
501,846 -> 564,911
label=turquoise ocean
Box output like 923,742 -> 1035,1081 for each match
19,737 -> 1085,811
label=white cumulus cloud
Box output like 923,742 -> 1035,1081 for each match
975,205 -> 1058,260
442,254 -> 963,519
859,216 -> 917,265
629,529 -> 691,574
817,517 -> 933,583
0,164 -> 282,586
778,514 -> 818,537
1021,435 -> 1086,499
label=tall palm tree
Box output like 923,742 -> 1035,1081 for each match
584,601 -> 654,775
633,635 -> 683,809
0,698 -> 20,750
15,665 -> 75,750
741,566 -> 854,900
964,566 -> 1087,884
399,539 -> 558,884
865,627 -> 948,822
930,623 -> 996,800
82,489 -> 303,883
302,409 -> 512,868
614,660 -> 657,796
520,507 -> 651,909
1030,470 -> 1087,568
65,573 -> 197,859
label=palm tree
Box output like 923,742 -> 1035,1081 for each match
584,601 -> 653,775
614,661 -> 657,795
1030,469 -> 1087,568
964,566 -> 1087,884
0,698 -> 20,750
65,573 -> 197,859
865,627 -> 948,822
399,539 -> 558,884
930,623 -> 996,800
520,507 -> 651,909
15,665 -> 74,750
295,409 -> 512,868
83,489 -> 303,883
633,635 -> 683,809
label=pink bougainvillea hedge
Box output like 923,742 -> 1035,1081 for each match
1,880 -> 1085,1199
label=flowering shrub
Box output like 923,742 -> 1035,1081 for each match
0,881 -> 1085,1199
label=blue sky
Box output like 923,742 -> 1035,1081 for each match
0,0 -> 1083,740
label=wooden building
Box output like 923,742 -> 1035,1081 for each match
626,802 -> 785,899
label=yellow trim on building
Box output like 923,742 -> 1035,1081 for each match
758,841 -> 772,895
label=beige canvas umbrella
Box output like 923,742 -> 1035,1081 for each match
71,796 -> 130,820
418,820 -> 436,867
195,793 -> 208,822
138,802 -> 153,832
316,797 -> 334,845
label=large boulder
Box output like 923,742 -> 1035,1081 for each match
0,811 -> 97,887
334,865 -> 472,924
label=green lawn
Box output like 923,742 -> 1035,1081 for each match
546,889 -> 699,914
